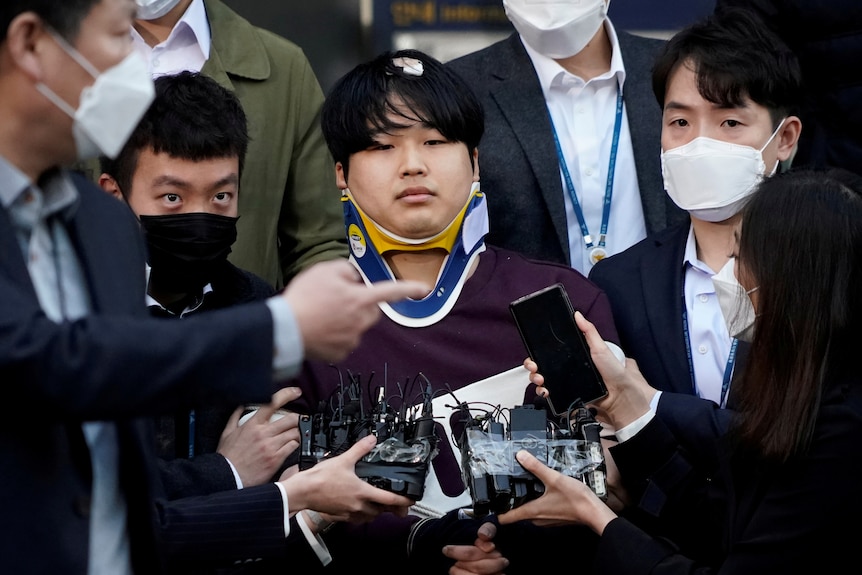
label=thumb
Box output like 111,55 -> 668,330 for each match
477,521 -> 497,542
271,385 -> 302,408
226,405 -> 243,428
344,434 -> 378,462
514,449 -> 551,481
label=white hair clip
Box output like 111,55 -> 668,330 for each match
390,56 -> 424,77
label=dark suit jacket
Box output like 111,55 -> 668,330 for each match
447,31 -> 687,266
588,222 -> 750,400
588,222 -> 693,394
598,373 -> 862,574
0,172 -> 274,574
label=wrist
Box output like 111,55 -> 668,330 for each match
303,510 -> 335,535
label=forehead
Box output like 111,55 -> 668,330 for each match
664,64 -> 768,117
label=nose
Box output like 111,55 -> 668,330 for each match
399,143 -> 427,177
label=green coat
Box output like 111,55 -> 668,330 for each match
202,0 -> 346,288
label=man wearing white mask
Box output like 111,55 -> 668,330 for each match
0,1 -> 428,573
448,0 -> 687,275
588,8 -> 802,411
127,0 -> 347,289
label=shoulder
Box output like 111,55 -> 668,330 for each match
212,261 -> 276,304
447,33 -> 520,73
590,223 -> 689,280
487,245 -> 604,295
616,28 -> 665,52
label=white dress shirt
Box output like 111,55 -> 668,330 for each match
522,19 -> 647,275
682,226 -> 734,406
131,0 -> 211,76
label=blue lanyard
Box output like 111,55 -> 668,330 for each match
682,303 -> 737,408
550,85 -> 623,264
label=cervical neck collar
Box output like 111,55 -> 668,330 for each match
343,181 -> 488,327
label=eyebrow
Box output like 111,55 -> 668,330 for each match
663,101 -> 692,113
150,174 -> 239,189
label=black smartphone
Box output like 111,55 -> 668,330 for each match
509,283 -> 608,417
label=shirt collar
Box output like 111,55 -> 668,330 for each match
131,0 -> 211,61
145,262 -> 214,317
522,18 -> 626,93
0,155 -> 32,209
0,155 -> 79,219
683,223 -> 717,276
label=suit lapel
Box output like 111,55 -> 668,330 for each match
0,205 -> 36,296
641,224 -> 693,394
487,35 -> 570,261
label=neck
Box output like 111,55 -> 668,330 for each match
0,90 -> 69,181
384,249 -> 478,295
554,22 -> 612,81
133,0 -> 193,46
691,215 -> 740,272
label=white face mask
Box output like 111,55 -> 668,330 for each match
711,257 -> 758,343
134,0 -> 182,20
503,0 -> 609,59
660,119 -> 785,222
36,31 -> 155,161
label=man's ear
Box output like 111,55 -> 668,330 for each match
335,162 -> 347,189
472,148 -> 480,182
776,115 -> 802,162
98,173 -> 125,202
5,13 -> 51,82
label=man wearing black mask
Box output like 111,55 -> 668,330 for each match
99,71 -> 327,572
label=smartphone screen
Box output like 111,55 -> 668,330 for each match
509,283 -> 608,416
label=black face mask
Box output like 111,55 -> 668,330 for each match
138,212 -> 238,295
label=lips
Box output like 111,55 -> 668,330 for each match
397,187 -> 434,203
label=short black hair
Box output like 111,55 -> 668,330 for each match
1,0 -> 99,43
321,48 -> 484,180
652,7 -> 802,127
100,71 -> 249,198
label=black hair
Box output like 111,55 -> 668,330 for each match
1,0 -> 99,43
100,71 -> 249,198
321,48 -> 484,180
652,7 -> 802,128
734,168 -> 862,461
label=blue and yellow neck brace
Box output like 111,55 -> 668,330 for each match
342,182 -> 488,327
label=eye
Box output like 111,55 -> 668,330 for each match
723,119 -> 742,128
164,194 -> 180,204
670,118 -> 689,128
214,192 -> 229,202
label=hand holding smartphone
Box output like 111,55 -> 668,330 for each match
509,283 -> 608,417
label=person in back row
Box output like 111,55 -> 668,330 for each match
284,48 -> 619,575
447,0 -> 687,275
589,7 -> 802,409
129,0 -> 347,288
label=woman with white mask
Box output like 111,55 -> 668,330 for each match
589,8 -> 801,411
500,166 -> 862,575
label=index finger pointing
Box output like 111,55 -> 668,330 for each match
365,280 -> 429,303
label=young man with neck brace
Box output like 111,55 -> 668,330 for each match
588,8 -> 802,411
447,0 -> 687,276
283,50 -> 619,574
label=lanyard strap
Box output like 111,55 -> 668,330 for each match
550,85 -> 623,258
682,302 -> 737,408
